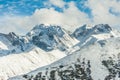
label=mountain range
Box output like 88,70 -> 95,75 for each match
0,24 -> 120,80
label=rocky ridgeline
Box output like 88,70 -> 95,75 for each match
22,58 -> 93,80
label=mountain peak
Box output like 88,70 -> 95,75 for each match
26,24 -> 77,51
73,24 -> 113,38
94,24 -> 112,33
27,24 -> 64,37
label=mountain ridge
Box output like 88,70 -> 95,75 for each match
0,24 -> 120,79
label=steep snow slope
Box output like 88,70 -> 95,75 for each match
0,41 -> 8,50
0,46 -> 66,80
10,37 -> 120,80
0,33 -> 12,50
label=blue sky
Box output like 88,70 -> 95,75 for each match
0,0 -> 120,34
0,0 -> 91,16
0,0 -> 48,15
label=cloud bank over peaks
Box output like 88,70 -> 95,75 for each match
0,1 -> 90,34
0,0 -> 120,35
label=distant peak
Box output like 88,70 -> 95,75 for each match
8,32 -> 16,36
32,24 -> 46,30
32,24 -> 62,30
93,24 -> 112,33
94,24 -> 112,31
7,32 -> 19,39
28,24 -> 64,37
73,24 -> 114,39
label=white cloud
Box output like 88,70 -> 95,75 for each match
0,0 -> 120,35
31,2 -> 90,29
86,0 -> 120,26
0,1 -> 90,34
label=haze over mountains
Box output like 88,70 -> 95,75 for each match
0,24 -> 120,80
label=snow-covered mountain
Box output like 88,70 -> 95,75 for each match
72,24 -> 120,48
68,24 -> 120,54
10,37 -> 120,80
0,24 -> 119,56
0,24 -> 120,80
0,24 -> 78,56
0,24 -> 79,79
27,24 -> 78,51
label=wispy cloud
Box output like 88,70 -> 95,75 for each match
49,0 -> 66,8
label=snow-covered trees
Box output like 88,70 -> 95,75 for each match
22,58 -> 93,80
